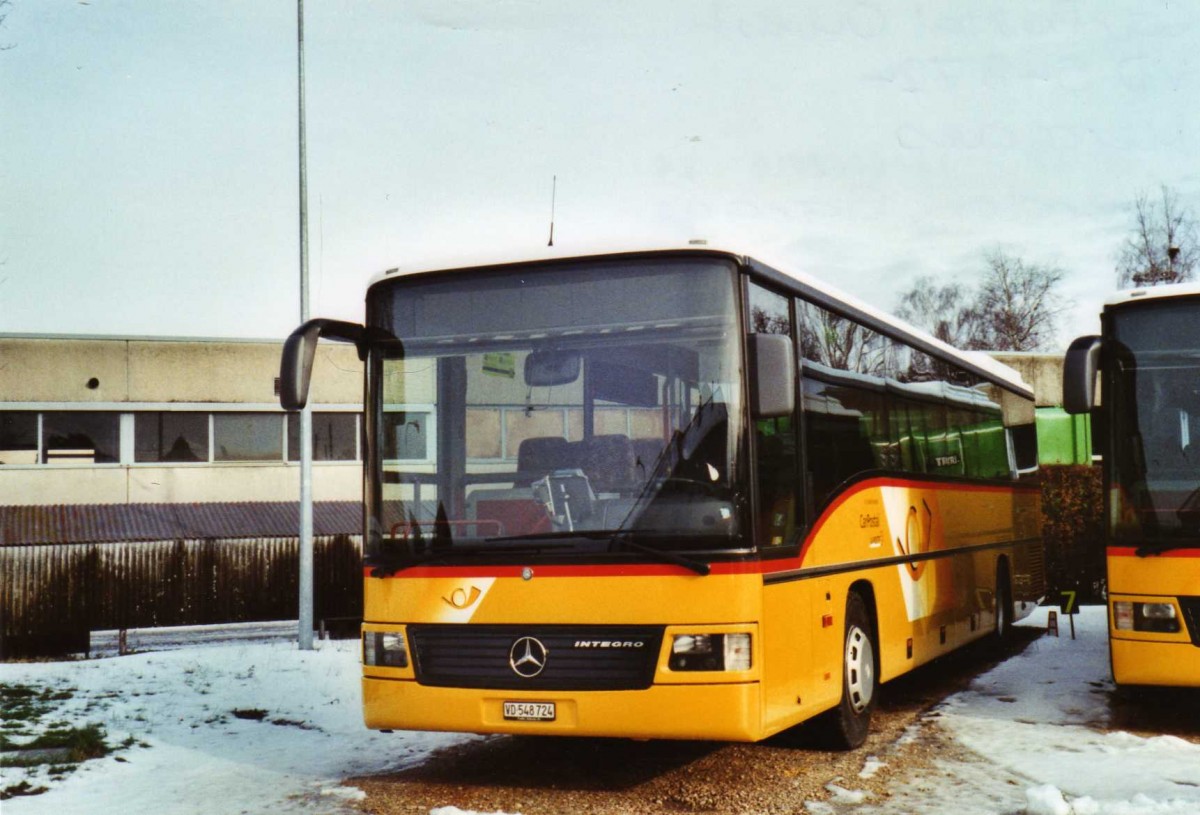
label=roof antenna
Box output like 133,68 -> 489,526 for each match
547,175 -> 557,247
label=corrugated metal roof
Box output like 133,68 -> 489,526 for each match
0,502 -> 366,546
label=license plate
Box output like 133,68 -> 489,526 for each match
503,701 -> 556,721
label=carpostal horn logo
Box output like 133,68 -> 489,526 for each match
442,585 -> 483,610
895,499 -> 933,581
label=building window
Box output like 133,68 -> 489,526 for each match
42,411 -> 120,464
3,409 -> 366,466
135,412 -> 210,462
213,413 -> 283,462
287,412 -> 358,461
382,411 -> 430,460
0,412 -> 38,465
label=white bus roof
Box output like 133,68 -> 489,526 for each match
1105,281 -> 1200,308
368,243 -> 1032,398
369,241 -> 735,286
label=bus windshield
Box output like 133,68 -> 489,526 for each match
1110,299 -> 1200,549
363,256 -> 746,565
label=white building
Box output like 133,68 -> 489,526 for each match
0,334 -> 369,507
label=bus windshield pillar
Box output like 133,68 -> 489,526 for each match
437,356 -> 468,521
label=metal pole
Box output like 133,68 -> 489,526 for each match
297,0 -> 314,650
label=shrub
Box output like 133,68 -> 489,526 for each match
1041,464 -> 1105,603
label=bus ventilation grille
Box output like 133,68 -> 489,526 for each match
1013,542 -> 1047,599
407,624 -> 664,690
1179,597 -> 1200,647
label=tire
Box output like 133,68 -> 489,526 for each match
994,560 -> 1013,643
820,592 -> 877,750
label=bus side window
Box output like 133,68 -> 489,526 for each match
747,280 -> 798,547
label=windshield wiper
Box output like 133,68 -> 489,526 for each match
609,532 -> 711,576
486,530 -> 712,576
483,530 -> 613,544
367,542 -> 559,577
371,531 -> 711,577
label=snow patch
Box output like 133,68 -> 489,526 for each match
1025,784 -> 1071,815
859,756 -> 887,779
320,785 -> 367,802
825,782 -> 870,804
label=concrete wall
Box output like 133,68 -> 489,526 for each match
0,338 -> 131,404
989,352 -> 1064,408
0,336 -> 362,405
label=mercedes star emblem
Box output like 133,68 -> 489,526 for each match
509,636 -> 548,678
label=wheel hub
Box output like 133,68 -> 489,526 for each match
845,624 -> 875,713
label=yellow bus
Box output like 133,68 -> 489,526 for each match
1065,283 -> 1200,687
281,247 -> 1044,747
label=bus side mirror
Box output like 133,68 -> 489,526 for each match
1063,335 -> 1102,415
280,319 -> 368,411
748,333 -> 795,419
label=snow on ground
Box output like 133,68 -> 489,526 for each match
865,607 -> 1200,815
1,632 -> 471,814
2,608 -> 1199,815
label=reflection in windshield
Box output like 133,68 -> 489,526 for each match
365,257 -> 744,562
1110,302 -> 1200,545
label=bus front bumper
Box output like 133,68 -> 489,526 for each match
363,677 -> 763,741
1111,638 -> 1200,687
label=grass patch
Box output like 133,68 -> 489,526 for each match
26,724 -> 111,762
1,684 -> 77,729
0,682 -> 117,794
232,708 -> 268,721
1,780 -> 49,800
0,724 -> 111,768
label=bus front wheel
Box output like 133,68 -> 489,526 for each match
821,591 -> 877,749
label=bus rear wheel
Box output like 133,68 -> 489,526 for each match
994,560 -> 1013,643
821,591 -> 877,750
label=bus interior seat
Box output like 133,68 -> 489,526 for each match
580,434 -> 637,493
515,436 -> 573,485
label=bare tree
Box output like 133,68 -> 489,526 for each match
1117,185 -> 1198,287
0,1 -> 13,51
966,250 -> 1066,352
895,276 -> 976,348
749,306 -> 789,336
895,251 -> 1066,354
798,301 -> 889,375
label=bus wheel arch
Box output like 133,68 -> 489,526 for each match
821,584 -> 879,749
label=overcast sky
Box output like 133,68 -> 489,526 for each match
2,1 -> 1198,349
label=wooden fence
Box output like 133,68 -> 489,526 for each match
1,535 -> 362,659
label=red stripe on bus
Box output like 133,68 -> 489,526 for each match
1107,546 -> 1200,558
364,561 -> 762,579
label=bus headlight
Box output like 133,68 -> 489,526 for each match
363,631 -> 408,667
1113,602 -> 1180,633
670,633 -> 751,672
